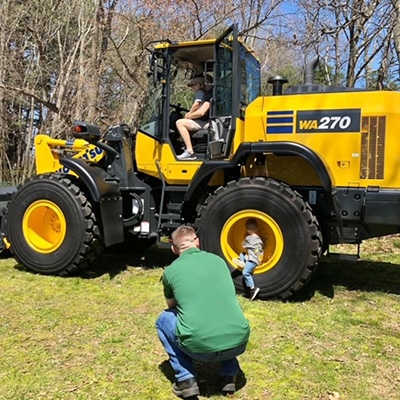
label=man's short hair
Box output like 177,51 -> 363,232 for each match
245,218 -> 259,231
172,226 -> 197,250
205,74 -> 213,84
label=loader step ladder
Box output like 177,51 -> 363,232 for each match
156,201 -> 182,249
155,201 -> 184,230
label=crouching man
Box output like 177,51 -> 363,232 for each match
156,226 -> 250,398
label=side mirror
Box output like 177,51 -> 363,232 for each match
73,121 -> 101,140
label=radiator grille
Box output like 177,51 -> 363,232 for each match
360,116 -> 386,179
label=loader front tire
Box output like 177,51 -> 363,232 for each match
195,177 -> 321,300
5,174 -> 102,275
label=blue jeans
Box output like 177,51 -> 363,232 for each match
240,253 -> 257,289
156,309 -> 247,382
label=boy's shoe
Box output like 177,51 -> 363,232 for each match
232,257 -> 246,268
172,377 -> 200,398
221,375 -> 236,394
249,287 -> 260,301
177,150 -> 196,160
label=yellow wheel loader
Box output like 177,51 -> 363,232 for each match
1,25 -> 399,299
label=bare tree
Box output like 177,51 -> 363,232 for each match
294,0 -> 396,88
391,0 -> 400,81
2,0 -> 398,184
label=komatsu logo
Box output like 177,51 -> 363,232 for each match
297,109 -> 361,133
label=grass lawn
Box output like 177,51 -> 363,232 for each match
0,238 -> 399,400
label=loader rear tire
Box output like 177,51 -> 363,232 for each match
195,177 -> 321,300
5,174 -> 102,275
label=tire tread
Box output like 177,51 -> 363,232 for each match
195,177 -> 321,300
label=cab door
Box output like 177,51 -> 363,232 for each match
212,24 -> 240,157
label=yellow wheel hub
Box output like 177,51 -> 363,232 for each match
221,210 -> 284,274
23,200 -> 67,253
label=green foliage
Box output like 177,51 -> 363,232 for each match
367,70 -> 400,91
262,64 -> 303,96
1,238 -> 400,399
314,63 -> 345,87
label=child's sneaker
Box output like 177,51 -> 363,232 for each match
232,258 -> 246,268
249,287 -> 260,301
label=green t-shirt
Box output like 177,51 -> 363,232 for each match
162,247 -> 250,353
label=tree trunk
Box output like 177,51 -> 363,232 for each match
22,97 -> 35,181
87,1 -> 105,123
346,1 -> 362,87
393,0 -> 400,80
75,6 -> 88,121
0,0 -> 10,183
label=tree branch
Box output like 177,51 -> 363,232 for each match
0,84 -> 59,113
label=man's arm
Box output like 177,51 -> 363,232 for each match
187,91 -> 204,114
162,271 -> 176,308
165,297 -> 177,309
185,101 -> 210,120
187,100 -> 201,115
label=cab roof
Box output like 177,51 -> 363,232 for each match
153,37 -> 258,64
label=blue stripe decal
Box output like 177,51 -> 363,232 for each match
267,117 -> 294,124
267,126 -> 293,134
267,111 -> 294,116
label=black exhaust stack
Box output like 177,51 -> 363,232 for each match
304,56 -> 319,85
267,76 -> 289,96
268,55 -> 320,96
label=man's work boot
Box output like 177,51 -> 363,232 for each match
172,377 -> 200,398
221,375 -> 236,394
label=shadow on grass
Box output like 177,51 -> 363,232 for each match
289,257 -> 400,302
0,249 -> 12,259
79,249 -> 400,297
10,247 -> 400,300
159,360 -> 247,398
76,245 -> 177,280
12,245 -> 177,280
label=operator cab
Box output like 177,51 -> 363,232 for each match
137,25 -> 261,161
